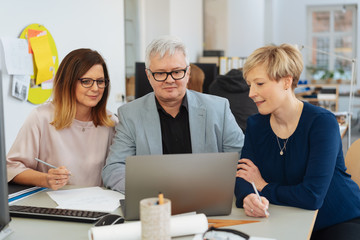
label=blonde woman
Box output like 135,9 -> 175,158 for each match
7,48 -> 117,190
235,44 -> 360,240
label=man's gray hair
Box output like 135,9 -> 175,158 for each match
145,35 -> 190,68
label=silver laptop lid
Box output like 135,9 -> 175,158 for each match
123,152 -> 239,220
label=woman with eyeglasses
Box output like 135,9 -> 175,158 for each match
7,48 -> 117,190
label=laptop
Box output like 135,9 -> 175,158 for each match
121,152 -> 239,220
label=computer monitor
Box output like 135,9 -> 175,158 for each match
0,77 -> 11,236
134,62 -> 218,99
134,62 -> 152,99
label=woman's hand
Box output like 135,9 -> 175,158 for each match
46,166 -> 70,190
236,158 -> 267,191
243,193 -> 269,217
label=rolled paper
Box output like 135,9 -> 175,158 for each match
88,213 -> 208,240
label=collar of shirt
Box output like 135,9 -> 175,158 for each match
155,94 -> 188,117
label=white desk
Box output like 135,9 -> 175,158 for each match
6,187 -> 317,240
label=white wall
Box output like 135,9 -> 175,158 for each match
227,0 -> 265,57
203,0 -> 265,58
0,0 -> 125,152
204,0 -> 228,52
140,0 -> 203,62
264,0 -> 274,45
143,0 -> 170,49
170,0 -> 203,62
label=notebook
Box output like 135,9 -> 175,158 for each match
8,183 -> 46,204
122,152 -> 239,220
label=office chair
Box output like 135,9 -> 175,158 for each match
345,138 -> 360,187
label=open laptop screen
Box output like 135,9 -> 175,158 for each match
123,152 -> 239,220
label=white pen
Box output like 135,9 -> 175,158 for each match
35,158 -> 57,169
251,181 -> 270,217
34,158 -> 72,176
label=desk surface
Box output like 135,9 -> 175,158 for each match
7,187 -> 317,240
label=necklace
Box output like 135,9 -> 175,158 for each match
81,114 -> 92,132
276,136 -> 289,155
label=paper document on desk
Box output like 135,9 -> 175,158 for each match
47,187 -> 124,212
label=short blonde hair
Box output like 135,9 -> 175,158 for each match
243,44 -> 303,89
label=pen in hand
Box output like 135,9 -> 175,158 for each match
34,158 -> 72,176
251,181 -> 269,217
35,158 -> 57,169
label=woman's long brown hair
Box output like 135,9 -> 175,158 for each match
51,48 -> 114,130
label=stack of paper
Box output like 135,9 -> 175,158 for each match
47,187 -> 124,212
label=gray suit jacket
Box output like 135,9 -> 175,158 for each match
102,90 -> 244,192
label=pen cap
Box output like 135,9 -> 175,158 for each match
140,197 -> 171,240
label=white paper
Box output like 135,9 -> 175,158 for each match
219,57 -> 228,75
0,37 -> 34,75
317,93 -> 337,100
47,187 -> 124,212
41,78 -> 53,89
12,75 -> 30,101
232,57 -> 239,69
89,213 -> 208,240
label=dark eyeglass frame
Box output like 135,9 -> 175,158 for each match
146,66 -> 189,82
78,78 -> 109,89
202,226 -> 250,240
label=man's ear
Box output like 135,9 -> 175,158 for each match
145,69 -> 151,81
186,65 -> 191,86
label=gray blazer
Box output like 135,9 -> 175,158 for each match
102,90 -> 244,192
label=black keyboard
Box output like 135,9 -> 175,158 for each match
9,205 -> 109,223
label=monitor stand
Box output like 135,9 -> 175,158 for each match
0,226 -> 12,240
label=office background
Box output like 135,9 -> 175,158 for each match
0,0 -> 359,153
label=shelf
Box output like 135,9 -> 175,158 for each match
296,84 -> 339,112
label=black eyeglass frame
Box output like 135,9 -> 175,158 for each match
202,226 -> 250,240
146,66 -> 189,82
78,78 -> 109,89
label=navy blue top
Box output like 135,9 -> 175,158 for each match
235,102 -> 360,231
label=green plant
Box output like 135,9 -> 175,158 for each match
321,69 -> 334,80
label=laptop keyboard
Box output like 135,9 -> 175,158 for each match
9,205 -> 109,223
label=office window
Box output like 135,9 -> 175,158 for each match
306,5 -> 357,82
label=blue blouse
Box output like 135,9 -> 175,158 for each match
235,102 -> 360,231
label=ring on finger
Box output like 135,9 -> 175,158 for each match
250,208 -> 254,213
56,180 -> 59,184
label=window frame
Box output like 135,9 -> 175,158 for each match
306,4 -> 357,82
